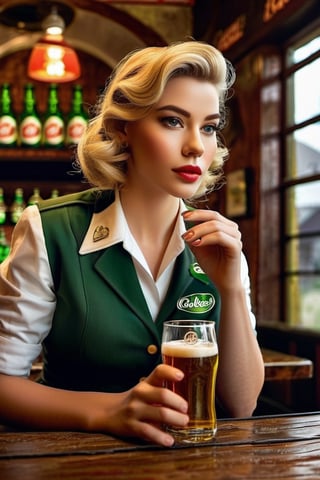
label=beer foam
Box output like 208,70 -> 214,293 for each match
162,341 -> 218,358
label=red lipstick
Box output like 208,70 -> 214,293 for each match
173,165 -> 202,183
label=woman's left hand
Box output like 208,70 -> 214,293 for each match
182,209 -> 242,292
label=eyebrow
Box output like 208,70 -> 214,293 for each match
156,105 -> 220,120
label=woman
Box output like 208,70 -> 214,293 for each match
0,41 -> 264,447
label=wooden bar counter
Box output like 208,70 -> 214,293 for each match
1,412 -> 320,479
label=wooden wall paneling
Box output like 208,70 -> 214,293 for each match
220,50 -> 262,317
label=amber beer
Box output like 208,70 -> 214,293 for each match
162,320 -> 218,443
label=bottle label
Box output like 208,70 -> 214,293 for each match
11,207 -> 24,224
0,115 -> 17,144
44,116 -> 64,145
20,116 -> 42,145
66,116 -> 87,144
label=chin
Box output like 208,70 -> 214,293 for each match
178,186 -> 200,201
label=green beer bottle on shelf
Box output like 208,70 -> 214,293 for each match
43,84 -> 65,148
19,84 -> 42,148
50,188 -> 59,198
65,84 -> 88,146
0,187 -> 7,225
0,227 -> 10,263
0,83 -> 18,147
27,187 -> 43,206
10,187 -> 25,224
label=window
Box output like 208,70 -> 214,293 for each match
283,28 -> 320,328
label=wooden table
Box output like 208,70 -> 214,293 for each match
1,412 -> 320,479
261,348 -> 313,381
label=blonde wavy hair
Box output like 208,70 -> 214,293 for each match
77,40 -> 235,201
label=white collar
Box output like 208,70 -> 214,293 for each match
79,191 -> 188,255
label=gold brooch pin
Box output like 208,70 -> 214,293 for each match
93,225 -> 109,242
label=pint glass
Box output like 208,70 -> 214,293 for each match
161,320 -> 218,443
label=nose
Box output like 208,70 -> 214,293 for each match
182,129 -> 205,158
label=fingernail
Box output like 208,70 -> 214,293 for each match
182,231 -> 194,241
182,210 -> 192,217
163,435 -> 175,447
191,238 -> 201,246
181,402 -> 188,413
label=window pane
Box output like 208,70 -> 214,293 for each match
285,181 -> 320,235
261,81 -> 281,134
286,275 -> 320,328
262,54 -> 281,79
288,34 -> 320,65
284,30 -> 320,329
286,123 -> 320,179
287,58 -> 320,125
286,237 -> 320,272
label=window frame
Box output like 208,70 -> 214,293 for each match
281,21 -> 320,327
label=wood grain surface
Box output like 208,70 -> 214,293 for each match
1,413 -> 320,479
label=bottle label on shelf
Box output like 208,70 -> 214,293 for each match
66,116 -> 87,144
44,116 -> 64,145
0,115 -> 17,144
20,116 -> 42,145
10,208 -> 24,225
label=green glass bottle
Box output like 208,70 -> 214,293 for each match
10,187 -> 25,224
0,83 -> 18,147
19,84 -> 42,148
27,187 -> 43,206
50,188 -> 59,198
0,187 -> 7,225
65,85 -> 88,146
0,227 -> 10,263
43,84 -> 65,148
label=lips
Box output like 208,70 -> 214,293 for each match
174,165 -> 202,174
173,165 -> 202,183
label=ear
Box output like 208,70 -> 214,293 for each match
118,122 -> 129,143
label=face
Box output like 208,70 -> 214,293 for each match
124,76 -> 220,199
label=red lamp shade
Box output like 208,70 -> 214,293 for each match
28,34 -> 80,83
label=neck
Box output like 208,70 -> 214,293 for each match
119,187 -> 181,279
119,187 -> 180,237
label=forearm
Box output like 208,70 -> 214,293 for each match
216,287 -> 265,418
0,374 -> 117,432
0,367 -> 189,447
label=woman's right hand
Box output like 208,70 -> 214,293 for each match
88,364 -> 189,447
0,366 -> 188,448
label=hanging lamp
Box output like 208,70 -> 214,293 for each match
28,6 -> 80,83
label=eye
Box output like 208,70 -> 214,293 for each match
160,116 -> 183,128
202,124 -> 220,135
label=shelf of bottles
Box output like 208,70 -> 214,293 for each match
0,82 -> 89,173
0,82 -> 90,261
0,83 -> 88,150
0,185 -> 63,263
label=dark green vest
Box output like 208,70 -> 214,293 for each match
38,189 -> 221,392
